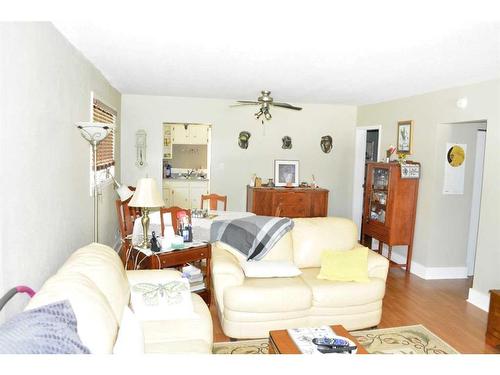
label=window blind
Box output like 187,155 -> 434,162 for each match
93,99 -> 116,170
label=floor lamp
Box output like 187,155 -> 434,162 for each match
76,121 -> 113,243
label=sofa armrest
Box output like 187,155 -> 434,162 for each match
364,247 -> 389,281
211,247 -> 245,285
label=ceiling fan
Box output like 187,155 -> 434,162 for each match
232,90 -> 302,123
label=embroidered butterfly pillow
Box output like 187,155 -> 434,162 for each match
129,278 -> 196,321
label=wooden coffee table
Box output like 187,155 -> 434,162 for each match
268,325 -> 368,354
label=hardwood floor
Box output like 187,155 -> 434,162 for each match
209,268 -> 500,354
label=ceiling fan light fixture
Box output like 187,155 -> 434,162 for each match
254,109 -> 263,119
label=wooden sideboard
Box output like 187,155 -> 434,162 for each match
246,186 -> 329,218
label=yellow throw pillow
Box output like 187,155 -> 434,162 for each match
317,247 -> 370,282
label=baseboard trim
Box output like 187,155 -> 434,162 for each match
467,288 -> 490,312
374,244 -> 468,280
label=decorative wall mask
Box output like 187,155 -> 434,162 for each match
238,131 -> 251,149
320,135 -> 333,153
282,136 -> 292,149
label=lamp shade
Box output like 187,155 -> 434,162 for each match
128,178 -> 165,208
116,184 -> 134,202
76,122 -> 113,143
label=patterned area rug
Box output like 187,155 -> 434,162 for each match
212,325 -> 459,354
350,324 -> 459,354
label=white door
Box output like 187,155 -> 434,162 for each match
172,124 -> 190,144
466,128 -> 487,276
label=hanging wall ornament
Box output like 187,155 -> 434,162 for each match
282,136 -> 292,149
320,135 -> 333,153
238,131 -> 251,149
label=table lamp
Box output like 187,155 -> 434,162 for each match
128,177 -> 165,249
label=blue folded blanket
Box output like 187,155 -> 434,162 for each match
210,216 -> 294,260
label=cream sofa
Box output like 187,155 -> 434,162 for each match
24,243 -> 213,354
211,217 -> 389,339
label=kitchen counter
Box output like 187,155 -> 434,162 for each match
164,177 -> 209,182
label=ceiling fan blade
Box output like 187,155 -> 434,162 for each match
272,102 -> 303,110
237,100 -> 260,104
230,103 -> 260,107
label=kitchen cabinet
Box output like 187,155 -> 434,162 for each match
163,180 -> 210,210
171,124 -> 209,145
171,124 -> 190,144
361,162 -> 420,273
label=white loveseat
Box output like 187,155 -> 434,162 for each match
211,217 -> 389,339
24,243 -> 213,354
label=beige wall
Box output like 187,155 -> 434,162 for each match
0,23 -> 121,320
358,79 -> 500,298
121,95 -> 358,217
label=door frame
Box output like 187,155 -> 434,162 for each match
352,125 -> 382,240
466,128 -> 487,276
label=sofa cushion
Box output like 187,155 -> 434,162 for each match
240,260 -> 302,278
141,294 -> 213,353
224,277 -> 311,313
317,247 -> 369,282
292,217 -> 358,268
113,306 -> 144,354
59,243 -> 130,323
25,272 -> 118,354
300,268 -> 386,308
215,231 -> 294,262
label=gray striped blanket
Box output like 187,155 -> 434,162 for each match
210,216 -> 294,261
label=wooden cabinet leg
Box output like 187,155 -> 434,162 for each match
388,246 -> 392,261
377,240 -> 383,254
406,243 -> 413,273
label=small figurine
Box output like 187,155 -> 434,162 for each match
150,231 -> 161,252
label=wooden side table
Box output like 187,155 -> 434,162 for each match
126,243 -> 212,307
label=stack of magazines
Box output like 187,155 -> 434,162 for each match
182,264 -> 205,292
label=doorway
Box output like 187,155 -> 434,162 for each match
352,125 -> 381,239
466,126 -> 487,276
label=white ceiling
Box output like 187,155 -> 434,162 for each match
50,0 -> 500,105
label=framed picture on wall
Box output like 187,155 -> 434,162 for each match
397,120 -> 413,154
274,160 -> 299,187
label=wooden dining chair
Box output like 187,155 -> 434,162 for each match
115,192 -> 140,239
160,206 -> 192,236
201,194 -> 227,211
